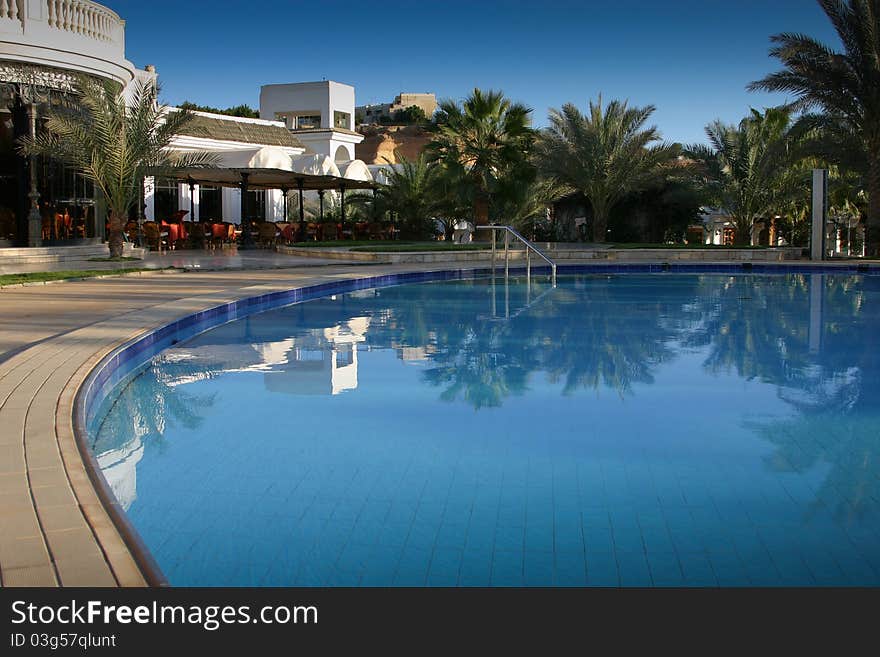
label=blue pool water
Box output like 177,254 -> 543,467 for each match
89,272 -> 880,586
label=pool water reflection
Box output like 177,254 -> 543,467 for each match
90,273 -> 880,586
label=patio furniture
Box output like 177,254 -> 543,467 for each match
318,222 -> 338,241
368,222 -> 385,240
143,221 -> 168,252
189,222 -> 207,249
258,221 -> 278,248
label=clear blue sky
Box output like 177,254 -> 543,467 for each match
107,0 -> 837,146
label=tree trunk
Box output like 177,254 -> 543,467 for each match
592,208 -> 608,243
108,210 -> 124,258
734,216 -> 752,246
473,192 -> 490,242
866,149 -> 880,258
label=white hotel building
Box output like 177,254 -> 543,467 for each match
0,0 -> 371,248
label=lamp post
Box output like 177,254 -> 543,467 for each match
187,177 -> 196,223
239,172 -> 254,249
280,186 -> 289,223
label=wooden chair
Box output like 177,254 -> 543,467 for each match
189,222 -> 207,249
368,222 -> 385,240
258,222 -> 278,248
143,221 -> 167,252
305,222 -> 318,241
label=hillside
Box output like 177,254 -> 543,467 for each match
355,124 -> 431,164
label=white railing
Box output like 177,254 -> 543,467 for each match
0,1 -> 24,25
45,0 -> 121,43
0,0 -> 131,85
478,224 -> 558,287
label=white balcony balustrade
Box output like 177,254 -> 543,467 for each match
0,0 -> 133,87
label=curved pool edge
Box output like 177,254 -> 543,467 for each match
67,260 -> 880,587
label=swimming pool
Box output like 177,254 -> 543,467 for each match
87,270 -> 880,586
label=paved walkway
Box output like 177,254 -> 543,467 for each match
0,247 -> 346,275
0,260 -> 421,586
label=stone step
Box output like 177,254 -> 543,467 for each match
0,244 -> 145,265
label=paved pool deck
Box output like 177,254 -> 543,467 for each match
0,254 -> 877,587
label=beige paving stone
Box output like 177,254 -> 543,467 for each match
31,483 -> 77,508
0,443 -> 25,474
54,557 -> 117,587
0,508 -> 41,539
27,466 -> 67,489
0,535 -> 51,569
45,526 -> 104,562
36,504 -> 86,533
2,564 -> 58,587
0,471 -> 28,494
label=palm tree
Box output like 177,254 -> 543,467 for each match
350,152 -> 440,239
22,78 -> 213,257
426,89 -> 534,232
535,97 -> 680,242
748,0 -> 880,256
688,107 -> 797,245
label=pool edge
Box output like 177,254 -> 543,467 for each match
67,261 -> 880,587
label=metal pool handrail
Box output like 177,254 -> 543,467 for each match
477,224 -> 557,287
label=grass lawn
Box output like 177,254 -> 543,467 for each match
291,240 -> 491,252
87,256 -> 141,262
608,243 -> 772,249
0,268 -> 156,286
351,243 -> 490,253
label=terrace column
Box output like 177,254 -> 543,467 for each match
318,190 -> 325,223
239,172 -> 254,248
297,177 -> 305,240
187,178 -> 196,222
144,176 -> 155,222
280,186 -> 289,223
340,183 -> 346,224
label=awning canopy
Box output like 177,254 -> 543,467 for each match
160,167 -> 377,191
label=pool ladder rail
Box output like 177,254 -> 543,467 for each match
477,224 -> 557,287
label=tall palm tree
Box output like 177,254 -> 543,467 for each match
688,107 -> 798,245
22,78 -> 213,257
749,0 -> 880,256
426,89 -> 534,232
535,97 -> 680,242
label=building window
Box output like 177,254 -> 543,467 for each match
334,111 -> 350,130
246,190 -> 266,221
154,179 -> 179,222
199,186 -> 221,221
295,115 -> 321,130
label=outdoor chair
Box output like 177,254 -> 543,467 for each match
318,222 -> 338,241
258,221 -> 278,248
368,222 -> 385,240
354,222 -> 370,240
143,221 -> 167,252
189,223 -> 207,249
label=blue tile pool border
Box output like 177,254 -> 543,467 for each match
69,261 -> 880,587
